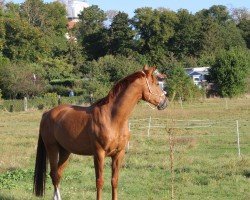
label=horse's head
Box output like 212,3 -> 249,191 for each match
141,65 -> 168,110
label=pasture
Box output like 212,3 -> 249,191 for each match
0,98 -> 250,200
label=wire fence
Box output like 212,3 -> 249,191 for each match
0,96 -> 87,112
126,116 -> 250,199
127,117 -> 250,158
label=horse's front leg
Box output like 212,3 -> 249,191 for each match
111,149 -> 125,200
94,150 -> 105,200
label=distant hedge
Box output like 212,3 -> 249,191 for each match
1,95 -> 88,112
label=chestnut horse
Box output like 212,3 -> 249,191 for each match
33,66 -> 167,200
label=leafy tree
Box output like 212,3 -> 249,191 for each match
219,21 -> 246,49
41,1 -> 68,57
230,7 -> 249,24
196,13 -> 223,55
197,5 -> 231,24
0,8 -> 5,53
196,5 -> 246,55
237,19 -> 250,48
0,62 -> 46,98
41,58 -> 75,81
132,7 -> 178,54
64,40 -> 86,74
21,0 -> 67,34
209,48 -> 250,97
20,0 -> 45,27
2,16 -> 46,61
0,0 -> 4,8
105,9 -> 118,24
2,1 -> 68,61
109,12 -> 135,55
77,5 -> 107,60
170,9 -> 201,58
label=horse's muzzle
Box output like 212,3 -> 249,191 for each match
157,97 -> 168,110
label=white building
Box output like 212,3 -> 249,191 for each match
57,0 -> 89,20
186,67 -> 210,88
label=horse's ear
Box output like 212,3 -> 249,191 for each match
143,65 -> 149,71
152,66 -> 157,72
148,66 -> 157,75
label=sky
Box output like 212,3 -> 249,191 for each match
10,0 -> 250,16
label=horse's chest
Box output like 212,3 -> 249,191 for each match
100,130 -> 129,156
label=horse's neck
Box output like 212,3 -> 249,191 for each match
108,85 -> 141,124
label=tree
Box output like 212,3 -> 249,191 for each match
0,62 -> 46,98
105,9 -> 118,24
209,48 -> 250,97
196,5 -> 246,55
35,1 -> 68,58
77,5 -> 107,60
231,7 -> 250,24
132,7 -> 178,54
0,0 -> 5,8
64,40 -> 86,74
170,9 -> 201,58
220,21 -> 246,49
237,19 -> 250,49
20,0 -> 45,27
196,5 -> 231,24
109,12 -> 135,55
3,16 -> 46,61
41,58 -> 75,81
2,1 -> 68,61
0,8 -> 5,53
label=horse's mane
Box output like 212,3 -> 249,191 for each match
92,71 -> 143,106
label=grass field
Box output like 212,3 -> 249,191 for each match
0,98 -> 249,200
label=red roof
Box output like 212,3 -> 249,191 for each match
67,20 -> 77,30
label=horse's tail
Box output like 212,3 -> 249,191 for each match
33,132 -> 47,196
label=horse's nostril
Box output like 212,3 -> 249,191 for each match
157,97 -> 168,110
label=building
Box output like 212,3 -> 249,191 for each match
57,0 -> 89,40
154,70 -> 167,91
185,67 -> 210,88
57,0 -> 89,20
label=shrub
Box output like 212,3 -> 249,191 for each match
209,48 -> 250,97
166,65 -> 203,101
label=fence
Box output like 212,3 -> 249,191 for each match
128,117 -> 249,158
0,96 -> 86,112
0,96 -> 246,112
126,117 -> 249,199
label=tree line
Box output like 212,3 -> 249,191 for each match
0,0 -> 249,100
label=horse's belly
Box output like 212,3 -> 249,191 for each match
55,130 -> 94,155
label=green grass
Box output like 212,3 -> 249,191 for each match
0,98 -> 250,199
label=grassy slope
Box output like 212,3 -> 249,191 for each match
0,98 -> 249,200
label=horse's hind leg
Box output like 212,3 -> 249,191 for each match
46,144 -> 70,200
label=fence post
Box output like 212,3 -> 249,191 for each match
225,98 -> 228,109
58,95 -> 61,105
168,128 -> 175,200
236,120 -> 241,158
10,104 -> 14,112
147,116 -> 152,137
179,97 -> 183,109
24,97 -> 27,111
